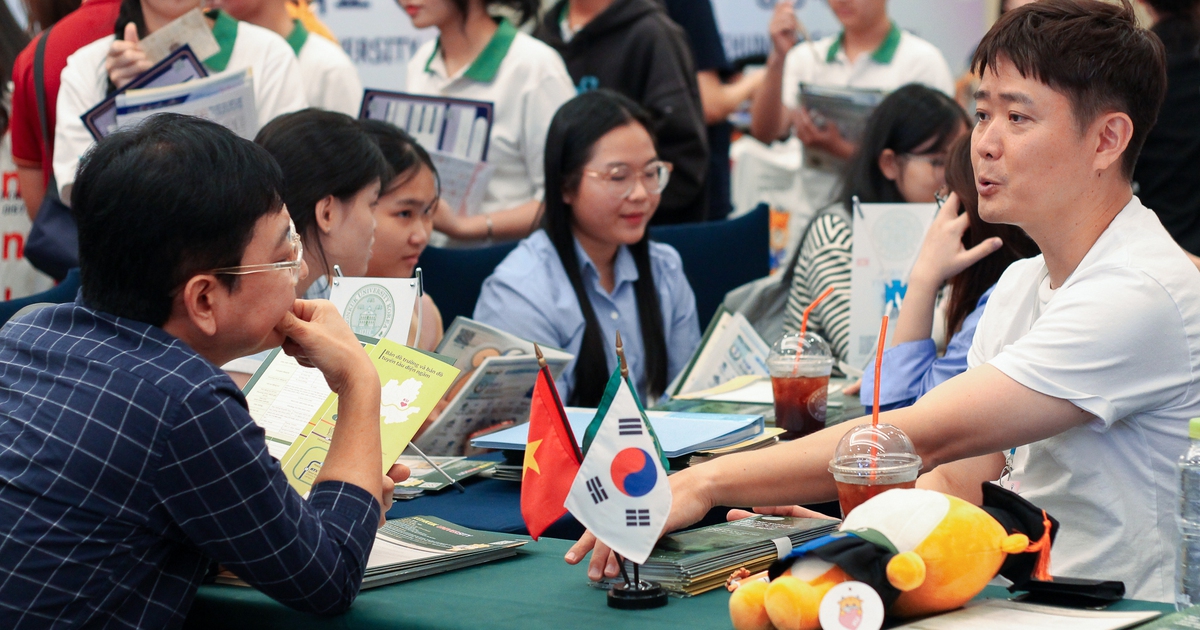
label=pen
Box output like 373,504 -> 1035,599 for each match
405,442 -> 466,493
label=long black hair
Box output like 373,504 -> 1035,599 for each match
542,90 -> 668,407
255,109 -> 389,280
448,0 -> 539,25
0,0 -> 28,133
839,84 -> 969,212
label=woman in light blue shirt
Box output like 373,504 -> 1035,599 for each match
475,90 -> 701,406
860,135 -> 1037,410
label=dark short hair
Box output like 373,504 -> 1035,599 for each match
72,114 -> 284,326
973,0 -> 1167,179
255,109 -> 389,278
840,83 -> 969,212
359,119 -> 440,196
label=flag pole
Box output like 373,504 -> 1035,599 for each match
615,330 -> 629,379
534,343 -> 582,462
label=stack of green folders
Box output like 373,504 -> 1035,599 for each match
617,515 -> 839,596
392,456 -> 497,499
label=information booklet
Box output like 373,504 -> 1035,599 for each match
359,90 -> 495,217
278,338 -> 460,496
115,68 -> 257,139
891,599 -> 1160,629
217,515 -> 526,590
392,456 -> 497,499
668,307 -> 771,398
81,44 -> 208,141
413,318 -> 572,456
600,514 -> 839,596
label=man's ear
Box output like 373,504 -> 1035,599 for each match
879,148 -> 900,182
179,274 -> 224,337
1091,111 -> 1133,175
314,195 -> 339,234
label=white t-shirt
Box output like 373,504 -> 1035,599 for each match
293,22 -> 362,116
968,196 -> 1200,602
405,20 -> 575,216
781,26 -> 954,208
53,13 -> 308,197
0,132 -> 53,300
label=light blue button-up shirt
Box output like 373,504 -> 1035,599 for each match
474,230 -> 701,404
859,284 -> 995,410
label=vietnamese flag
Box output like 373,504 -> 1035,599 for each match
520,365 -> 581,540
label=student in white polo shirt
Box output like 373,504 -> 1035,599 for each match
401,0 -> 575,245
53,0 -> 308,200
211,0 -> 364,115
750,0 -> 954,210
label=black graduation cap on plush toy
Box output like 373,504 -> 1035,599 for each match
732,485 -> 1058,630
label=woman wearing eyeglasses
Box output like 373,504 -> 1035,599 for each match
255,109 -> 390,299
474,90 -> 701,406
779,84 -> 969,371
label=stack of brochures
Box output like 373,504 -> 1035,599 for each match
607,514 -> 838,596
682,427 -> 785,467
216,516 -> 526,590
470,407 -> 764,461
392,456 -> 496,499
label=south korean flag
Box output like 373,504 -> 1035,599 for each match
565,369 -> 671,564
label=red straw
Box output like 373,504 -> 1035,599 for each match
799,286 -> 835,339
872,315 -> 888,427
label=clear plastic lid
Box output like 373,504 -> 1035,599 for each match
767,331 -> 833,376
828,423 -> 922,484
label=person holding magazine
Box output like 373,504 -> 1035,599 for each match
474,90 -> 700,406
52,0 -> 308,202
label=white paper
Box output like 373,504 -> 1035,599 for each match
677,311 -> 771,396
138,8 -> 220,63
328,276 -> 419,345
413,353 -> 569,456
892,599 -> 1159,630
116,69 -> 257,139
428,151 -> 494,218
847,202 -> 938,373
242,352 -> 333,459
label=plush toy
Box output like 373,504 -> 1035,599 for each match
729,483 -> 1056,630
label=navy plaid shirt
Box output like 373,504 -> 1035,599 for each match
0,302 -> 381,629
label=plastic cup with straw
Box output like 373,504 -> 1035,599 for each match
767,287 -> 835,437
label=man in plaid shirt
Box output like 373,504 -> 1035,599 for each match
0,115 -> 404,628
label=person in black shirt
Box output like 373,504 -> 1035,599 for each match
1134,0 -> 1200,257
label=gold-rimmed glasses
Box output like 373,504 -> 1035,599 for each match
209,218 -> 304,284
582,160 -> 673,199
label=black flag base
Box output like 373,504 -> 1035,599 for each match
607,581 -> 668,610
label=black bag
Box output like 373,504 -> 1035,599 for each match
24,26 -> 79,282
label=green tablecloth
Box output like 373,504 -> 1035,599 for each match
184,537 -> 1173,630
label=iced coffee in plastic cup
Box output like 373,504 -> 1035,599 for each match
767,331 -> 834,437
828,423 -> 922,516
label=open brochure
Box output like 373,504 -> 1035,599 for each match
359,91 -> 496,216
216,515 -> 526,590
669,307 -> 771,398
241,337 -> 460,495
116,68 -> 257,139
82,45 -> 209,141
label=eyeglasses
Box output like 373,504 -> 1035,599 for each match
899,152 -> 948,170
209,219 -> 304,284
582,160 -> 673,199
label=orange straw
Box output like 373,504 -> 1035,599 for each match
792,286 -> 836,377
872,314 -> 888,427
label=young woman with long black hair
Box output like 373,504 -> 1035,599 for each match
474,90 -> 700,405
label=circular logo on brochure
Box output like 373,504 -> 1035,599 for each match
343,284 -> 395,339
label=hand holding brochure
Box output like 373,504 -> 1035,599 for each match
81,45 -> 208,141
278,338 -> 460,496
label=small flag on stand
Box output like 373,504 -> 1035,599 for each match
520,345 -> 582,540
565,364 -> 672,565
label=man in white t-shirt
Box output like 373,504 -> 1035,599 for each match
568,0 -> 1196,603
749,0 -> 954,208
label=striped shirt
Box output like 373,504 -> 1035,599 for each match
784,211 -> 853,364
0,301 -> 380,629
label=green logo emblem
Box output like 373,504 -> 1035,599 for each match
343,284 -> 395,338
